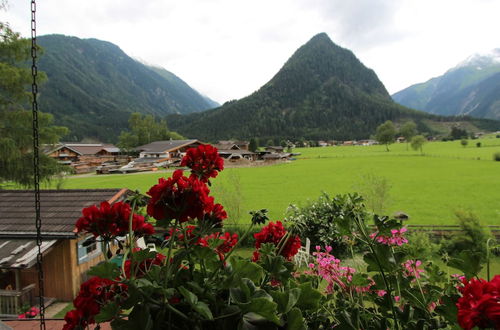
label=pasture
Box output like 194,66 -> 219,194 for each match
55,138 -> 500,226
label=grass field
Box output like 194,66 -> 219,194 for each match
51,138 -> 500,226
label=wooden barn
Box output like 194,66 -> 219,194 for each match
0,189 -> 130,316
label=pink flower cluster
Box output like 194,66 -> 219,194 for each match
309,246 -> 362,294
18,307 -> 39,319
369,227 -> 408,246
402,259 -> 425,279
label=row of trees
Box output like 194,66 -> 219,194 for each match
375,120 -> 426,153
0,21 -> 69,186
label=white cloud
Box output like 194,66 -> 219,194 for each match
3,0 -> 500,102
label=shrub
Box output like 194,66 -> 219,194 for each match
494,152 -> 500,161
285,192 -> 367,257
440,210 -> 491,263
476,142 -> 481,148
400,231 -> 441,259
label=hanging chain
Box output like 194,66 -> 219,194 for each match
31,0 -> 46,328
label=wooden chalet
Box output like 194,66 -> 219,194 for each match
45,143 -> 123,174
135,139 -> 201,160
0,189 -> 130,316
213,141 -> 255,161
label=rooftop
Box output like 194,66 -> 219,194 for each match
0,189 -> 128,237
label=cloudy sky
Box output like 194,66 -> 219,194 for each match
3,0 -> 500,104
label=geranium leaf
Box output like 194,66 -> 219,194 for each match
239,297 -> 280,325
286,307 -> 306,330
94,302 -> 120,323
87,261 -> 120,280
229,256 -> 265,283
447,250 -> 483,279
294,282 -> 322,311
269,288 -> 301,314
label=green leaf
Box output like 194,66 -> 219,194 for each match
178,286 -> 213,320
286,308 -> 306,330
192,301 -> 214,320
127,304 -> 153,330
350,273 -> 371,287
178,286 -> 198,305
239,297 -> 280,325
447,250 -> 484,278
94,302 -> 120,323
269,288 -> 301,314
294,282 -> 322,311
87,261 -> 120,280
229,256 -> 265,283
435,294 -> 459,324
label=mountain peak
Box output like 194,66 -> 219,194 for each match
454,48 -> 500,70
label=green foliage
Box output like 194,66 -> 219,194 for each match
285,192 -> 367,257
117,112 -> 183,151
440,210 -> 492,264
399,231 -> 440,259
248,138 -> 258,152
353,174 -> 392,215
494,151 -> 500,161
451,126 -> 468,140
399,121 -> 417,149
460,138 -> 468,147
0,24 -> 68,186
375,120 -> 397,151
410,135 -> 426,154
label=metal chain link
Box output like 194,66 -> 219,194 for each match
31,0 -> 46,328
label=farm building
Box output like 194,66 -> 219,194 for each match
0,189 -> 130,316
44,143 -> 123,173
135,139 -> 201,160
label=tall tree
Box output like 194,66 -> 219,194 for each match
118,112 -> 184,151
375,120 -> 396,151
0,22 -> 68,186
248,138 -> 258,152
410,135 -> 426,155
400,121 -> 417,150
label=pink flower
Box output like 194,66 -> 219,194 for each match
377,290 -> 387,297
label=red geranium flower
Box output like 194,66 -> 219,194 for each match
199,231 -> 238,260
181,144 -> 224,182
76,201 -> 154,239
147,170 -> 214,223
253,221 -> 301,261
457,275 -> 500,329
124,252 -> 166,278
204,203 -> 228,228
63,276 -> 127,329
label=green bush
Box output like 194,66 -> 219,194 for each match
400,231 -> 440,259
494,152 -> 500,161
285,192 -> 368,257
440,210 -> 491,263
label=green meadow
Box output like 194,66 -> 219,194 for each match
54,137 -> 500,226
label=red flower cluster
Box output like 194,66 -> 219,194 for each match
63,277 -> 127,330
457,275 -> 500,330
204,203 -> 228,228
181,144 -> 224,182
18,307 -> 39,319
124,252 -> 166,278
252,221 -> 301,261
199,231 -> 238,260
76,201 -> 154,239
147,170 -> 213,223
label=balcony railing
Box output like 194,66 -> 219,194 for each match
0,284 -> 35,317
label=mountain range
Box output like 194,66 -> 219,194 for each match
392,49 -> 500,120
167,33 -> 499,142
36,34 -> 217,142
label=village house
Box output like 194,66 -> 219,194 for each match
0,189 -> 130,316
135,139 -> 201,160
44,143 -> 122,174
213,141 -> 255,161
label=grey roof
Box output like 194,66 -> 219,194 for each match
0,189 -> 128,237
0,239 -> 57,269
136,140 -> 200,153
